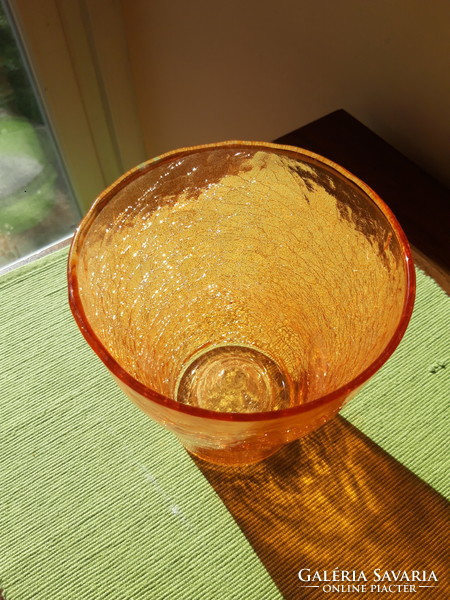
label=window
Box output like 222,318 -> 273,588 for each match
0,0 -> 145,269
0,0 -> 79,267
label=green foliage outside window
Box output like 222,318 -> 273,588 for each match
0,2 -> 42,123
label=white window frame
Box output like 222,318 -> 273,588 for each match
8,0 -> 146,213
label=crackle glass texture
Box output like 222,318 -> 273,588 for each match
70,142 -> 413,465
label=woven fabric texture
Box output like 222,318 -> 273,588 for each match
0,249 -> 281,600
0,248 -> 449,599
342,267 -> 449,499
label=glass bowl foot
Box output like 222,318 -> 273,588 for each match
185,441 -> 284,466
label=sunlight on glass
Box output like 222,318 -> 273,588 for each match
0,1 -> 80,268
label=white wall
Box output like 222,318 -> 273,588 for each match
123,0 -> 450,187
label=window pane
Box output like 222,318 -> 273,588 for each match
0,1 -> 81,268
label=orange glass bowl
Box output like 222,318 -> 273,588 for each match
68,141 -> 415,466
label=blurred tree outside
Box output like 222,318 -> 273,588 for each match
0,4 -> 42,123
0,1 -> 79,268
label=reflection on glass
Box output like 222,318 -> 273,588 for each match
0,1 -> 80,268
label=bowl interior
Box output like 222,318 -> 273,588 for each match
71,143 -> 411,413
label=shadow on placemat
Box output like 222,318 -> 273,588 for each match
194,416 -> 449,599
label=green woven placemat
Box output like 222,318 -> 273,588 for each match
1,249 -> 449,600
342,267 -> 450,499
0,249 -> 282,600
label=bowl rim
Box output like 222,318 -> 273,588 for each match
67,140 -> 416,423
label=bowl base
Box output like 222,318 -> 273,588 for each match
176,344 -> 292,413
185,441 -> 284,466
